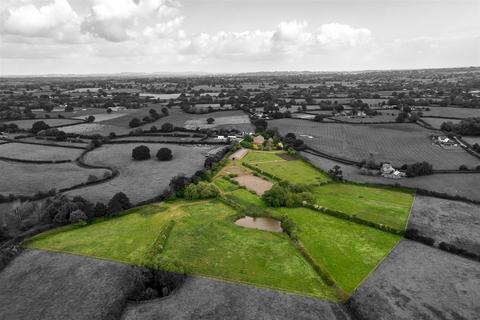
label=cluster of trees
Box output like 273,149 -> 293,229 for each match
132,145 -> 173,161
441,117 -> 480,136
402,161 -> 433,177
262,181 -> 313,207
283,132 -> 306,151
0,192 -> 132,240
184,181 -> 219,200
129,108 -> 168,128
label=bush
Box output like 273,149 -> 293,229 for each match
184,182 -> 219,200
156,148 -> 173,161
132,145 -> 151,160
129,118 -> 142,128
161,123 -> 174,132
107,192 -> 131,215
459,164 -> 468,171
93,202 -> 107,217
405,161 -> 433,177
87,175 -> 98,183
262,182 -> 313,207
328,165 -> 343,181
31,121 -> 50,134
69,209 -> 88,224
206,117 -> 215,124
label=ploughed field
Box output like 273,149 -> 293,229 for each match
26,151 -> 414,300
269,119 -> 479,170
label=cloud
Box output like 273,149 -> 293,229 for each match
0,0 -> 81,41
181,21 -> 372,59
80,0 -> 184,42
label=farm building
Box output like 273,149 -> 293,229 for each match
380,163 -> 406,179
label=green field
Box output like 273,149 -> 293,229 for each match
312,183 -> 414,230
277,207 -> 401,293
242,151 -> 331,185
26,200 -> 337,299
25,150 -> 413,301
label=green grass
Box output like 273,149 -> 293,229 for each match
312,183 -> 414,230
25,204 -> 179,265
277,207 -> 401,293
160,201 -> 337,299
252,160 -> 330,185
213,177 -> 240,192
25,200 -> 337,300
242,151 -> 283,163
229,188 -> 267,208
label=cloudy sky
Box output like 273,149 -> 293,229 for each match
0,0 -> 479,75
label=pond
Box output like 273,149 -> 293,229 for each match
235,216 -> 283,233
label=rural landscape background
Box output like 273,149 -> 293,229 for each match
0,0 -> 479,320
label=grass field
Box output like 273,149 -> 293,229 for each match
312,183 -> 414,231
0,161 -> 109,196
277,207 -> 401,293
26,200 -> 338,300
242,151 -> 331,185
269,119 -> 479,170
3,118 -> 83,129
0,143 -> 83,161
24,149 -> 413,301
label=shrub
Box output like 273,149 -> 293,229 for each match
459,164 -> 468,171
262,182 -> 313,207
405,161 -> 433,177
93,202 -> 107,217
156,148 -> 173,161
184,182 -> 219,200
129,118 -> 142,128
31,121 -> 50,134
328,165 -> 343,181
132,145 -> 151,160
69,209 -> 88,224
206,117 -> 215,124
161,123 -> 174,132
87,175 -> 98,183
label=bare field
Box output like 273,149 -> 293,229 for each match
234,175 -> 273,195
0,250 -> 145,320
349,240 -> 480,320
66,143 -> 215,204
0,161 -> 108,196
301,152 -> 480,201
423,106 -> 480,118
271,119 -> 479,170
3,118 -> 83,129
408,195 -> 480,256
0,143 -> 83,161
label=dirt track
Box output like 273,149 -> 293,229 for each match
234,175 -> 273,195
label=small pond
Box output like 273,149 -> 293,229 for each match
235,216 -> 283,233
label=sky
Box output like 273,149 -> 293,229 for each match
0,0 -> 479,75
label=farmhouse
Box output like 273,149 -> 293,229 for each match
380,163 -> 405,179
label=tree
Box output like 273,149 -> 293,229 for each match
132,145 -> 151,160
87,115 -> 95,122
161,122 -> 174,132
129,118 -> 142,128
93,202 -> 107,217
206,117 -> 215,124
69,209 -> 88,224
156,147 -> 173,161
65,105 -> 74,112
107,192 -> 131,215
107,108 -> 113,114
31,121 -> 50,134
314,115 -> 324,122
